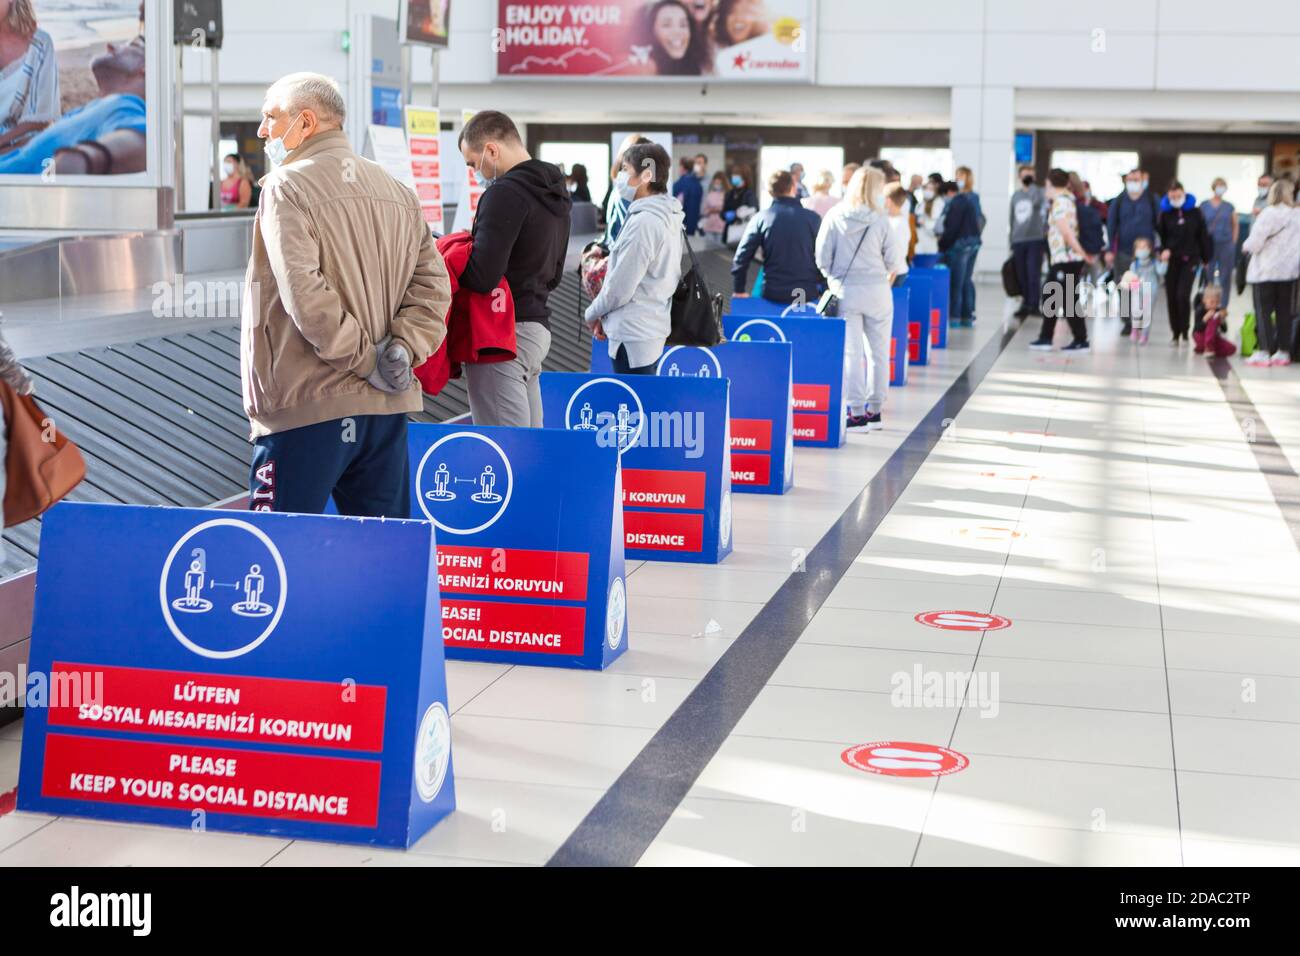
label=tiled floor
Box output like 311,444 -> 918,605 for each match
4,281 -> 1299,866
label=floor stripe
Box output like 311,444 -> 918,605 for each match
1208,357 -> 1300,551
547,321 -> 1022,867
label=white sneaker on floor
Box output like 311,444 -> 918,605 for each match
1271,352 -> 1292,367
1246,351 -> 1271,367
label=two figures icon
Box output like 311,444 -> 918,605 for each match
425,461 -> 501,504
173,554 -> 271,618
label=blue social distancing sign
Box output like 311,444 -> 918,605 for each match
406,423 -> 628,670
724,313 -> 847,448
589,341 -> 795,495
540,372 -> 733,563
18,503 -> 454,848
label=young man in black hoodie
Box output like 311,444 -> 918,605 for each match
458,111 -> 572,427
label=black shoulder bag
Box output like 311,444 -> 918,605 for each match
817,218 -> 871,317
668,228 -> 724,346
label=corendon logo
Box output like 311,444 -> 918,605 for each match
842,741 -> 969,777
915,610 -> 1012,632
731,51 -> 749,71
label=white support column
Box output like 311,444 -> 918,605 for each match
950,84 -> 1015,273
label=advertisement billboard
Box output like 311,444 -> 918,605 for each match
0,1 -> 159,181
401,0 -> 451,48
495,0 -> 814,82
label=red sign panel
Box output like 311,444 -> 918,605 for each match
730,418 -> 772,453
441,600 -> 586,656
437,546 -> 589,602
623,511 -> 703,553
793,413 -> 828,443
792,383 -> 830,413
47,662 -> 387,752
41,733 -> 382,826
731,454 -> 771,487
622,468 -> 706,511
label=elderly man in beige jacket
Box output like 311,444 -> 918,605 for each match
242,72 -> 450,518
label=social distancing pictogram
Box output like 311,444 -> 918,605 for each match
842,741 -> 969,777
915,610 -> 1012,631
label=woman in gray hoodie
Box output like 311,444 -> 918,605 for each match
585,142 -> 684,373
815,166 -> 904,431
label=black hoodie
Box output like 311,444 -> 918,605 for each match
460,159 -> 572,327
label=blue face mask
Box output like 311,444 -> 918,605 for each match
264,112 -> 304,168
474,149 -> 499,188
730,175 -> 742,187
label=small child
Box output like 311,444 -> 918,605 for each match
1119,237 -> 1160,345
1193,284 -> 1236,358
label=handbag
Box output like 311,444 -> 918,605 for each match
817,218 -> 872,317
2,380 -> 86,527
669,228 -> 724,347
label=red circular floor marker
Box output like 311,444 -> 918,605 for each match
915,609 -> 1012,631
842,741 -> 969,777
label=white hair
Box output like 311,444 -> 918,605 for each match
266,72 -> 346,125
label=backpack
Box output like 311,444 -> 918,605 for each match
1077,203 -> 1105,254
669,228 -> 724,346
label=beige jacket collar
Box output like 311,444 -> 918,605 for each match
259,129 -> 350,184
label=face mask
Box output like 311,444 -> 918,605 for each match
615,170 -> 637,202
1084,192 -> 1092,202
956,177 -> 967,189
730,175 -> 743,187
474,149 -> 500,189
1021,175 -> 1034,186
223,161 -> 235,177
711,183 -> 723,192
694,164 -> 706,176
922,189 -> 935,200
1214,185 -> 1227,197
1126,181 -> 1142,197
1135,248 -> 1150,260
264,113 -> 304,168
1259,187 -> 1269,198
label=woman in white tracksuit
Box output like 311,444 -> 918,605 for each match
585,142 -> 684,373
815,166 -> 904,431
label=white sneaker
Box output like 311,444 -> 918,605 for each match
1272,352 -> 1292,367
1246,351 -> 1271,367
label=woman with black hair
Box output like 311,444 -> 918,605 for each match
646,0 -> 706,76
569,163 -> 591,203
1157,179 -> 1212,344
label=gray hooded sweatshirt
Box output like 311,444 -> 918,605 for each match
814,203 -> 903,317
585,192 -> 685,369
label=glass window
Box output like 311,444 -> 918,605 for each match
1176,153 -> 1266,217
1049,150 -> 1139,202
879,147 -> 954,187
539,142 -> 611,208
758,145 -> 845,209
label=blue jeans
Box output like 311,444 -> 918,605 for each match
1011,239 -> 1046,313
944,237 -> 981,320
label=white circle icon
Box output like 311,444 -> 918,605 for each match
159,518 -> 288,660
564,377 -> 646,457
415,432 -> 514,535
732,318 -> 788,343
657,346 -> 723,380
414,701 -> 452,803
606,576 -> 626,650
